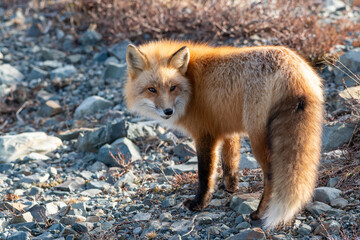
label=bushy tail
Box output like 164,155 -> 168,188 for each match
262,93 -> 323,230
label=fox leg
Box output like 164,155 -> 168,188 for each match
248,135 -> 272,220
221,135 -> 240,193
183,134 -> 218,211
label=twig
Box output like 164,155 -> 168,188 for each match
0,120 -> 8,131
15,101 -> 29,124
182,214 -> 198,237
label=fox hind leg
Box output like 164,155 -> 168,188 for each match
221,135 -> 241,193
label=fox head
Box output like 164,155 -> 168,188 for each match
125,43 -> 192,123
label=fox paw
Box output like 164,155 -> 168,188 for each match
183,198 -> 205,211
250,210 -> 261,220
219,183 -> 238,193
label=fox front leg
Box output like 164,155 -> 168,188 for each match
183,135 -> 218,211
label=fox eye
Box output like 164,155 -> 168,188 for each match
170,86 -> 176,92
148,87 -> 157,93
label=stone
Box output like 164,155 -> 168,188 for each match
87,161 -> 108,172
0,64 -> 24,97
226,227 -> 265,240
20,173 -> 49,184
54,177 -> 85,192
29,187 -> 44,196
74,96 -> 113,118
236,200 -> 259,214
161,196 -> 176,208
45,202 -> 59,217
28,205 -> 46,222
109,39 -> 133,62
322,123 -> 355,151
7,231 -> 29,240
103,62 -> 127,80
314,187 -> 341,204
39,100 -> 63,117
338,86 -> 360,109
79,29 -> 102,46
170,220 -> 193,234
235,215 -> 244,224
327,177 -> 340,188
160,212 -> 172,222
67,54 -> 83,64
50,65 -> 76,79
27,66 -> 47,80
334,48 -> 360,86
314,220 -> 341,235
173,141 -> 196,160
72,222 -> 88,234
80,189 -> 102,197
27,20 -> 44,37
209,198 -> 227,207
330,197 -> 348,208
230,196 -> 244,212
323,0 -> 346,13
57,128 -> 92,141
11,212 -> 33,224
41,48 -> 66,61
0,163 -> 13,172
114,171 -> 138,187
97,137 -> 141,166
48,167 -> 57,177
133,212 -> 151,221
23,152 -> 50,161
60,215 -> 86,225
68,202 -> 87,217
86,180 -> 111,190
235,221 -> 251,229
164,157 -> 198,175
297,223 -> 312,235
240,154 -> 260,169
0,132 -> 62,162
77,120 -> 156,152
306,201 -> 333,216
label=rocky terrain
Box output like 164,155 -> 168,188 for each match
0,1 -> 360,239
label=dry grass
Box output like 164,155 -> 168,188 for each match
171,171 -> 198,190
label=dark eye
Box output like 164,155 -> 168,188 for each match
170,86 -> 176,92
148,87 -> 157,93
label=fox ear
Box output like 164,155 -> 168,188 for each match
126,44 -> 147,78
169,46 -> 190,75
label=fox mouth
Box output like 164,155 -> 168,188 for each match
160,115 -> 172,120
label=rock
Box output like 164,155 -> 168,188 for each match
235,222 -> 251,229
77,120 -> 156,152
297,223 -> 312,235
235,215 -> 244,224
79,29 -> 102,46
41,48 -> 66,61
11,212 -> 33,224
50,65 -> 76,79
327,177 -> 340,188
170,220 -> 193,234
314,220 -> 341,235
306,201 -> 333,216
45,202 -> 59,217
334,48 -> 360,85
240,154 -> 260,169
97,137 -> 141,166
87,161 -> 108,172
230,196 -> 244,211
164,157 -> 198,175
330,197 -> 348,208
103,62 -> 127,80
173,141 -> 196,160
68,202 -> 87,217
28,205 -> 46,222
80,189 -> 102,197
48,167 -> 57,177
87,180 -> 111,190
161,196 -> 176,208
27,20 -> 44,37
114,171 -> 138,187
29,187 -> 44,196
7,231 -> 29,240
322,123 -> 355,151
338,86 -> 360,109
67,54 -> 83,64
57,128 -> 92,141
160,212 -> 172,222
109,39 -> 133,62
20,173 -> 49,184
60,215 -> 86,225
23,152 -> 50,161
133,212 -> 151,221
209,198 -> 227,207
0,132 -> 62,162
314,187 -> 341,204
323,0 -> 346,13
27,66 -> 47,80
72,222 -> 89,234
226,227 -> 265,240
74,96 -> 113,118
54,177 -> 85,192
0,163 -> 12,172
236,200 -> 259,214
0,64 -> 24,97
39,100 -> 63,117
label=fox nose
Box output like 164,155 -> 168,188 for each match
163,108 -> 173,116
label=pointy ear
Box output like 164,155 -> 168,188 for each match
168,46 -> 190,75
126,44 -> 147,78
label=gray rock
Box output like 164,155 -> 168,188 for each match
133,212 -> 151,221
80,189 -> 102,197
50,65 -> 76,79
170,220 -> 193,234
87,180 -> 111,190
72,222 -> 88,234
240,154 -> 260,169
297,223 -> 312,235
236,200 -> 259,214
230,196 -> 244,212
327,177 -> 340,188
235,221 -> 251,229
20,173 -> 49,184
314,220 -> 341,235
164,157 -> 198,175
0,163 -> 12,172
160,212 -> 172,222
330,197 -> 348,208
323,0 -> 346,13
235,215 -> 244,224
67,54 -> 83,64
74,96 -> 113,118
7,231 -> 29,240
41,48 -> 66,61
54,177 -> 85,192
337,86 -> 360,109
11,212 -> 33,224
68,202 -> 87,217
77,120 -> 156,152
97,137 -> 141,166
173,141 -> 196,160
306,201 -> 333,216
0,64 -> 24,97
314,187 -> 341,204
79,29 -> 102,46
87,161 -> 108,172
27,66 -> 47,80
27,20 -> 44,37
38,60 -> 63,70
334,48 -> 360,86
0,132 -> 62,162
28,205 -> 46,222
114,171 -> 138,187
109,39 -> 133,62
133,227 -> 142,235
104,56 -> 119,65
103,62 -> 127,80
161,196 -> 176,208
45,202 -> 59,217
226,227 -> 265,240
23,152 -> 50,161
322,123 -> 355,151
29,187 -> 44,196
39,100 -> 63,117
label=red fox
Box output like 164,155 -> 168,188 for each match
125,40 -> 323,229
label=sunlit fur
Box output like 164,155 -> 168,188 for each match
125,40 -> 323,230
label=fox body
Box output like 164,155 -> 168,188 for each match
125,40 -> 323,229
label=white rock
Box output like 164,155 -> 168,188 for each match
74,96 -> 113,118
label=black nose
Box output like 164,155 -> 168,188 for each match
163,108 -> 173,116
